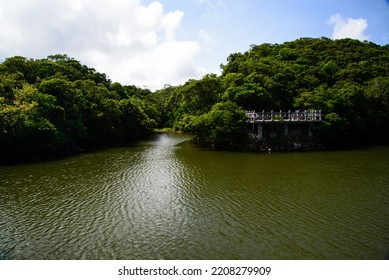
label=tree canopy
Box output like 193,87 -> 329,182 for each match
1,38 -> 389,162
0,55 -> 159,162
154,37 -> 389,148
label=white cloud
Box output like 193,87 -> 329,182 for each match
328,14 -> 370,41
103,40 -> 204,90
0,0 -> 204,90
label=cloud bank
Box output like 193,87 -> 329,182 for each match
328,14 -> 370,41
0,0 -> 204,90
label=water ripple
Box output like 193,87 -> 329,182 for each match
1,137 -> 388,259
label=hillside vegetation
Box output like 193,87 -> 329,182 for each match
0,55 -> 160,162
154,37 -> 389,148
1,38 -> 389,162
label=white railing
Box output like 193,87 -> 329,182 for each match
246,110 -> 322,123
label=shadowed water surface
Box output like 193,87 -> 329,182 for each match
1,134 -> 389,259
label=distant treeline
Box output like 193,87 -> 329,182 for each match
154,37 -> 389,148
1,38 -> 389,162
0,55 -> 160,162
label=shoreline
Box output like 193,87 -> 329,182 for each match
1,130 -> 386,165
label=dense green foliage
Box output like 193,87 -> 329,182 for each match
1,38 -> 389,162
154,38 -> 389,148
0,55 -> 159,162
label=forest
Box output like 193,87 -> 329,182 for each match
1,38 -> 389,162
155,37 -> 389,149
0,54 -> 160,162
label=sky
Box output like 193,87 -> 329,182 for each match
0,0 -> 388,90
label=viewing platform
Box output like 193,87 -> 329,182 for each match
246,110 -> 322,123
246,110 -> 322,141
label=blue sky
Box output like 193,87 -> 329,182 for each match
151,0 -> 389,73
0,0 -> 388,89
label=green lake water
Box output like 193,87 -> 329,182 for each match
1,134 -> 388,259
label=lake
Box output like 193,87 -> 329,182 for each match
1,133 -> 388,259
